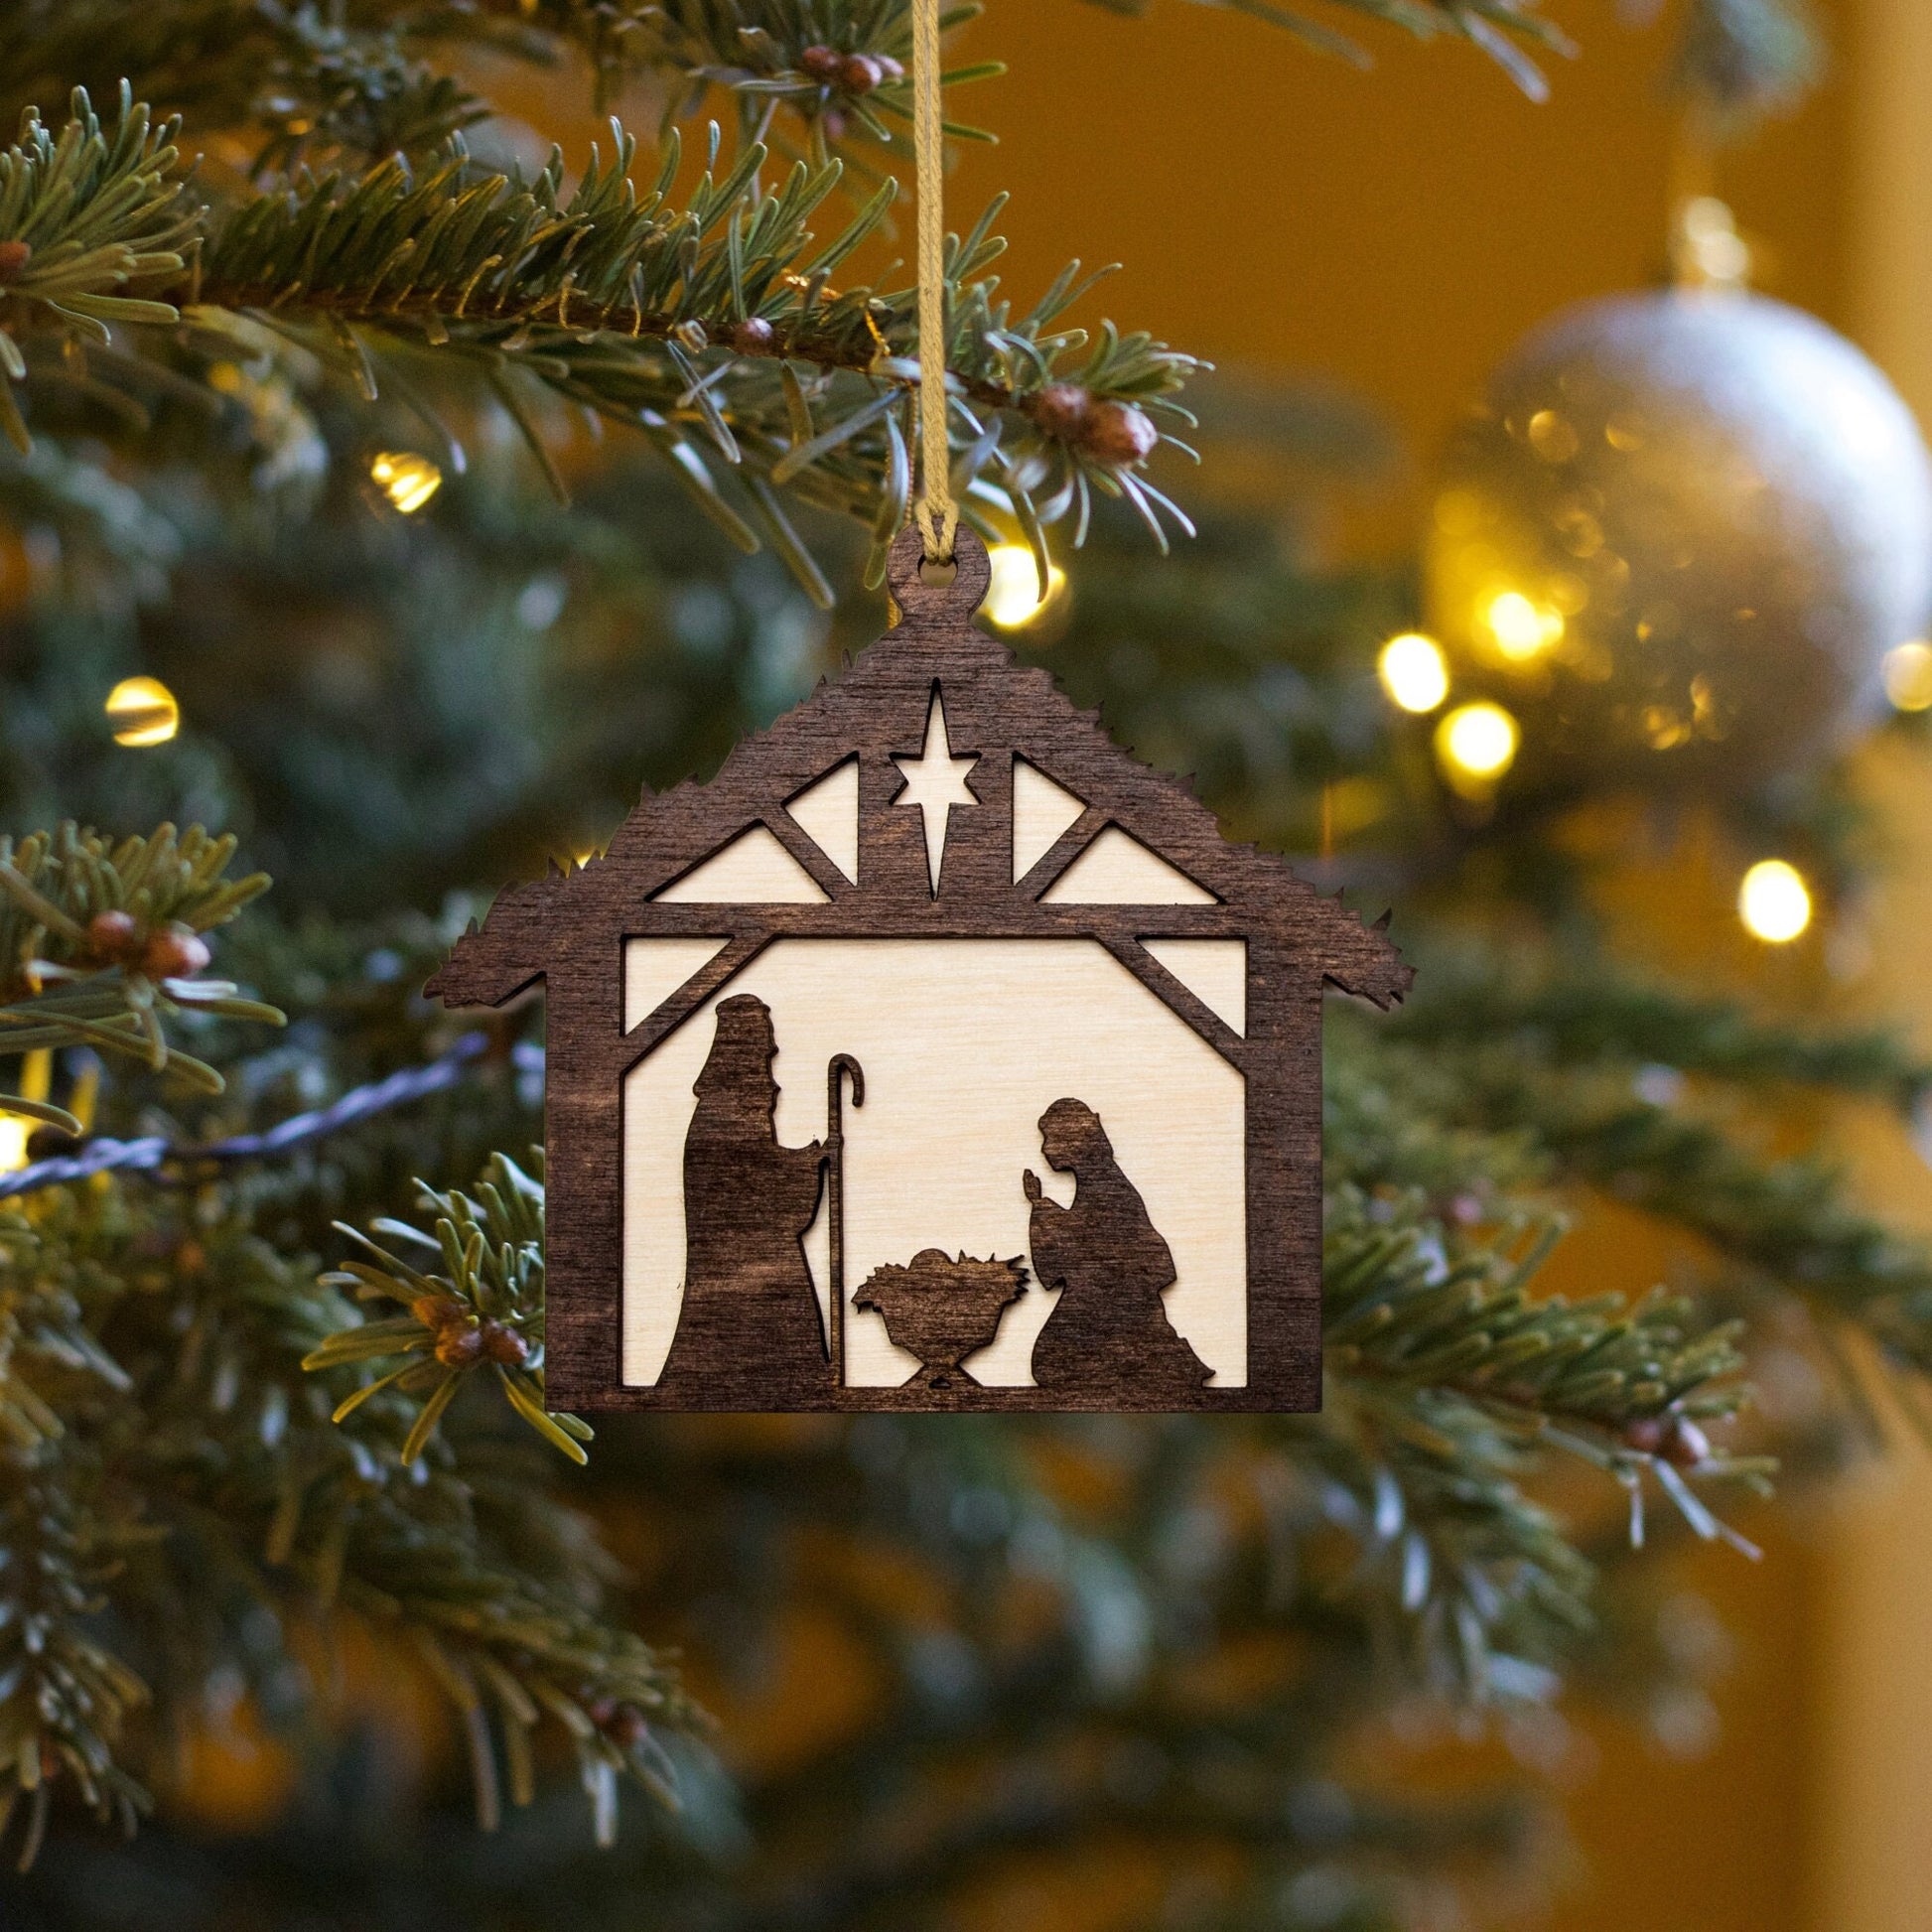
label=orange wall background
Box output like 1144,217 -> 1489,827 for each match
947,0 -> 1852,552
936,6 -> 1860,1930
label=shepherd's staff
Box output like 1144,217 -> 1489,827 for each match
825,1053 -> 865,1388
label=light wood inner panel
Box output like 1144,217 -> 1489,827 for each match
621,937 -> 1247,1390
1142,938 -> 1247,1035
1042,826 -> 1217,904
650,825 -> 830,903
1013,758 -> 1087,881
785,758 -> 860,884
624,937 -> 733,1030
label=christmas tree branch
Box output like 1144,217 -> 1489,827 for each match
0,8 -> 488,166
0,0 -> 1574,146
0,823 -> 278,1128
184,130 -> 1201,568
304,1152 -> 588,1466
1311,1187 -> 1761,1700
304,1123 -> 1757,1709
0,1171 -> 696,1861
0,1449 -> 154,1861
0,90 -> 1200,599
1363,1027 -> 1932,1378
1389,951 -> 1932,1111
523,0 -> 1572,112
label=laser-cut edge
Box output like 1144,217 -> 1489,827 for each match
425,526 -> 1414,1415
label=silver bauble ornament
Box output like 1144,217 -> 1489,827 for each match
1427,287 -> 1932,793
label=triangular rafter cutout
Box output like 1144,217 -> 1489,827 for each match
624,937 -> 732,1031
650,825 -> 829,903
1143,938 -> 1246,1035
1041,827 -> 1217,905
1012,758 -> 1087,883
785,758 -> 860,885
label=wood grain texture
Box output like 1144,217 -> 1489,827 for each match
426,525 -> 1414,1413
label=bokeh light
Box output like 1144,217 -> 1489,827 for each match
0,1049 -> 54,1172
1484,590 -> 1563,661
983,543 -> 1067,628
1882,638 -> 1932,712
370,451 -> 444,513
105,675 -> 180,747
1435,701 -> 1520,792
1737,859 -> 1813,943
1377,631 -> 1449,713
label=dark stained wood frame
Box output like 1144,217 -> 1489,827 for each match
427,527 -> 1413,1413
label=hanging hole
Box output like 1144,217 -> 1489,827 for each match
886,523 -> 989,616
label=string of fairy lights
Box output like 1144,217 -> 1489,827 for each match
1375,620 -> 1932,945
89,494 -> 1892,959
42,460 -> 1912,1177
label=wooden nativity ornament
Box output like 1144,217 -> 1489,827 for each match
428,528 -> 1412,1413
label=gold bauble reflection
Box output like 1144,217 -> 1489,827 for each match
1427,289 -> 1932,795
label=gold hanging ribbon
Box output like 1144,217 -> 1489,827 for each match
908,0 -> 957,562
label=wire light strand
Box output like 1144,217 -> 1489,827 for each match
909,0 -> 957,562
0,1033 -> 542,1201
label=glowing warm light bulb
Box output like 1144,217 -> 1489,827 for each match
1484,590 -> 1562,662
1377,631 -> 1449,714
983,543 -> 1067,629
1738,859 -> 1812,944
104,675 -> 180,747
370,450 -> 443,513
0,1049 -> 53,1172
1883,639 -> 1932,712
1435,702 -> 1519,791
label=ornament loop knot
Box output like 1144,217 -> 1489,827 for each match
887,523 -> 989,621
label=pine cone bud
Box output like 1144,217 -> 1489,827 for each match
1033,383 -> 1092,441
1080,400 -> 1159,467
480,1318 -> 529,1366
1624,1413 -> 1711,1466
731,317 -> 776,354
821,108 -> 848,142
799,45 -> 843,81
436,1323 -> 486,1368
604,1704 -> 651,1747
839,54 -> 885,93
141,922 -> 211,981
0,241 -> 32,284
86,908 -> 142,962
411,1294 -> 467,1331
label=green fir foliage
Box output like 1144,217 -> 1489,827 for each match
0,0 -> 1888,1924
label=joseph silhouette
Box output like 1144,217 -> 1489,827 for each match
658,994 -> 827,1399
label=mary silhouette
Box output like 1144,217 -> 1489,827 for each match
1025,1098 -> 1211,1398
658,994 -> 827,1399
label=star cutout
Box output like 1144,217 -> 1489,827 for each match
893,689 -> 979,894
